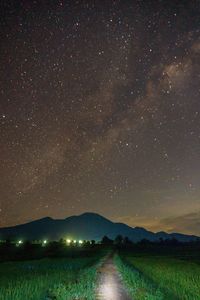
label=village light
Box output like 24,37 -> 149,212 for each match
66,239 -> 71,244
43,240 -> 47,245
78,240 -> 83,244
73,240 -> 76,243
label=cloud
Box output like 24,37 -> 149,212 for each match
160,212 -> 200,235
116,212 -> 200,236
116,215 -> 161,231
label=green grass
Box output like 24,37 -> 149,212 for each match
122,254 -> 200,300
47,264 -> 97,300
115,255 -> 164,300
0,254 -> 103,300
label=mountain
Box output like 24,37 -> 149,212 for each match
0,212 -> 199,242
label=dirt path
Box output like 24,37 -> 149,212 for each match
96,255 -> 132,300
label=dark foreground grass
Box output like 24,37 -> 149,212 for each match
0,253 -> 104,300
117,251 -> 200,300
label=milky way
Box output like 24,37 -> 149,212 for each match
1,1 -> 200,235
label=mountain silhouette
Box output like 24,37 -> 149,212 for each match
0,212 -> 198,242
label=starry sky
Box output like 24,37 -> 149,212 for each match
1,0 -> 200,235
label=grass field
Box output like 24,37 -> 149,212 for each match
2,246 -> 200,300
115,255 -> 165,300
118,252 -> 200,300
0,253 -> 103,300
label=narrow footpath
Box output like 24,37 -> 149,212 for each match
96,255 -> 132,300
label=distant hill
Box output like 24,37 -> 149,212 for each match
0,212 -> 199,242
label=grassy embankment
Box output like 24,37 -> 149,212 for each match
116,253 -> 200,300
0,252 -> 104,300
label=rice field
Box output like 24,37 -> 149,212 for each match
115,255 -> 165,300
117,253 -> 200,300
2,248 -> 200,300
0,254 -> 103,300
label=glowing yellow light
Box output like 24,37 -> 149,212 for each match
18,240 -> 23,244
66,239 -> 71,244
79,240 -> 83,244
43,240 -> 47,244
73,240 -> 76,243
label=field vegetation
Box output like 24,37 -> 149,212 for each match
115,255 -> 165,300
1,239 -> 200,300
0,251 -> 104,300
117,249 -> 200,300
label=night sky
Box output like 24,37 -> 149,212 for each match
1,1 -> 200,235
